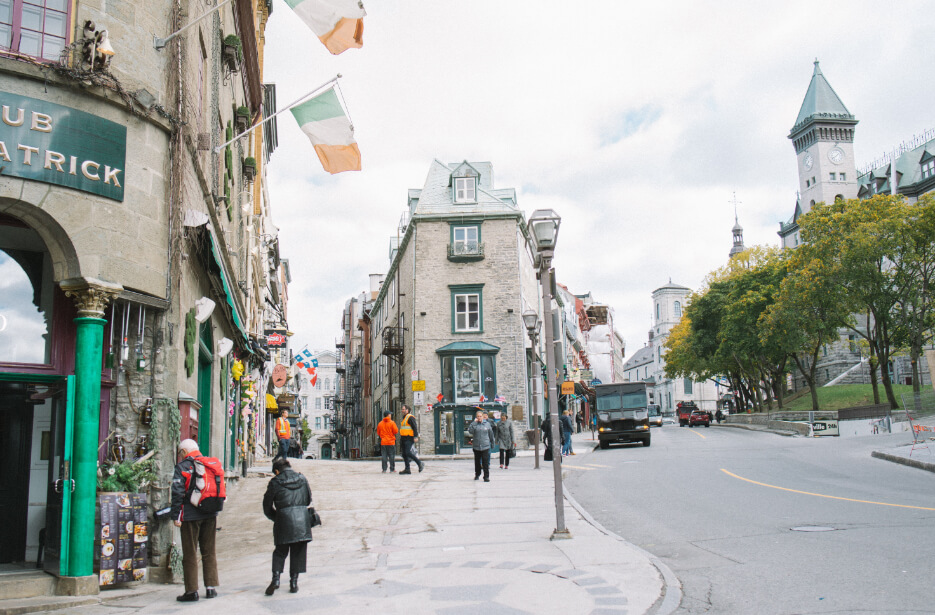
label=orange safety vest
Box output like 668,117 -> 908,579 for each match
399,414 -> 414,437
276,417 -> 291,439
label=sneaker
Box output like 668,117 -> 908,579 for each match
571,452 -> 576,455
500,464 -> 504,469
177,591 -> 199,602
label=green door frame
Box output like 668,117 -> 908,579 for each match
197,323 -> 213,455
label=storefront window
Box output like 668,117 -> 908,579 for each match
455,356 -> 480,402
0,241 -> 53,364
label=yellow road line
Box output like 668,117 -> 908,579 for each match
721,469 -> 935,511
688,429 -> 706,439
562,465 -> 596,470
587,464 -> 610,468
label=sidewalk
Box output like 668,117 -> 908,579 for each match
871,417 -> 935,474
51,435 -> 668,615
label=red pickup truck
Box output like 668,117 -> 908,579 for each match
677,401 -> 699,427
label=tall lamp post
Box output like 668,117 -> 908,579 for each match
527,209 -> 571,540
523,310 -> 542,470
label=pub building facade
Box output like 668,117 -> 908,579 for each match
1,0 -> 280,596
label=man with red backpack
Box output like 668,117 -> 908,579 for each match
171,439 -> 224,602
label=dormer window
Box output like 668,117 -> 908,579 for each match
454,177 -> 476,203
923,159 -> 934,180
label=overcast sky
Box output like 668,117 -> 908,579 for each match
263,0 -> 935,359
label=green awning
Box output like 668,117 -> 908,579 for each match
435,341 -> 500,354
207,233 -> 247,338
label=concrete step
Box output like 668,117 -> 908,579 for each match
0,571 -> 55,601
0,594 -> 99,615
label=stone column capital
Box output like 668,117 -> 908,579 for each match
60,278 -> 124,318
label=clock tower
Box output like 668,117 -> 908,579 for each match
789,61 -> 859,214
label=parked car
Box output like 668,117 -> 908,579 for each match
677,401 -> 699,426
689,409 -> 710,427
648,404 -> 663,427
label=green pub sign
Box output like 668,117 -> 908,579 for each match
0,91 -> 127,201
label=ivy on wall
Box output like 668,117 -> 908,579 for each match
184,308 -> 197,377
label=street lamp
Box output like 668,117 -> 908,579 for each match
526,208 -> 570,540
523,310 -> 542,470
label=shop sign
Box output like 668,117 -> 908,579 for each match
812,420 -> 839,436
276,394 -> 295,410
561,381 -> 575,395
0,91 -> 127,201
272,364 -> 288,387
265,329 -> 286,346
578,369 -> 593,381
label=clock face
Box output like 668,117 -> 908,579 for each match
803,154 -> 813,171
828,147 -> 845,164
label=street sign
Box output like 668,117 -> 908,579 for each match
412,380 -> 426,391
561,381 -> 575,395
413,391 -> 424,405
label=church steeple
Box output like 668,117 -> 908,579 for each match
728,194 -> 745,258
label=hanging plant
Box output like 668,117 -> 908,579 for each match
98,458 -> 158,493
234,106 -> 250,133
242,156 -> 256,182
221,34 -> 242,71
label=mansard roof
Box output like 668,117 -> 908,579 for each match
622,345 -> 654,370
410,159 -> 518,216
791,61 -> 855,135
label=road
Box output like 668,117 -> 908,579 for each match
564,424 -> 935,614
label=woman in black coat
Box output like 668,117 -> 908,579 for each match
262,458 -> 313,595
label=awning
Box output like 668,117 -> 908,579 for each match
191,225 -> 251,350
435,341 -> 500,354
266,394 -> 278,409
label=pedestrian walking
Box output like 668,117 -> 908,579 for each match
274,410 -> 292,462
495,411 -> 516,469
715,409 -> 723,424
262,458 -> 313,596
398,405 -> 424,474
376,410 -> 398,473
560,410 -> 575,456
540,413 -> 563,462
468,410 -> 495,481
170,439 -> 220,602
576,410 -> 584,434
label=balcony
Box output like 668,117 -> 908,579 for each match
381,326 -> 405,357
447,242 -> 485,262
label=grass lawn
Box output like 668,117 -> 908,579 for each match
781,383 -> 924,413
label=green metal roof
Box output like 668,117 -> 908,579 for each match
435,341 -> 500,354
793,61 -> 854,129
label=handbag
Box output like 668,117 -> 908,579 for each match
508,447 -> 516,459
543,445 -> 553,461
307,507 -> 322,528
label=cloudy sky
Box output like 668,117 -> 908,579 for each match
262,0 -> 935,357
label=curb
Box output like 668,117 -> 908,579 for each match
563,488 -> 681,615
871,450 -> 935,473
713,423 -> 799,437
562,437 -> 681,615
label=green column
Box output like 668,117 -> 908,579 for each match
66,315 -> 106,577
61,279 -> 121,580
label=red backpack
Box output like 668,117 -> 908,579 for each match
185,455 -> 226,513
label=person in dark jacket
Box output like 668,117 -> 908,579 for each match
540,413 -> 564,461
560,410 -> 575,456
170,439 -> 220,602
495,412 -> 515,469
467,410 -> 495,481
262,458 -> 313,595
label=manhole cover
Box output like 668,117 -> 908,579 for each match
791,526 -> 836,532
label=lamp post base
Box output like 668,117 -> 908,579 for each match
550,528 -> 573,541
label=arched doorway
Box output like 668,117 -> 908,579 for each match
321,443 -> 332,459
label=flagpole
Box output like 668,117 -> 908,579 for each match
214,74 -> 342,153
154,0 -> 234,49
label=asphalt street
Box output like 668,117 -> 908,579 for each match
564,424 -> 935,615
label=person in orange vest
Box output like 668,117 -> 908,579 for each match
376,410 -> 398,473
274,409 -> 292,462
398,405 -> 424,474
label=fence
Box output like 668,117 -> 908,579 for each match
899,391 -> 935,457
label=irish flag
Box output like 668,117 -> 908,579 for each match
285,0 -> 366,55
290,88 -> 361,174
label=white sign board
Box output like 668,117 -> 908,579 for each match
413,391 -> 424,405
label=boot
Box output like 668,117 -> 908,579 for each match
265,572 -> 280,596
289,574 -> 299,593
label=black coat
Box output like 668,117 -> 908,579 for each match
263,469 -> 313,545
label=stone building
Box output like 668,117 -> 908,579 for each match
367,160 -> 542,456
0,0 -> 286,593
779,61 -> 934,389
